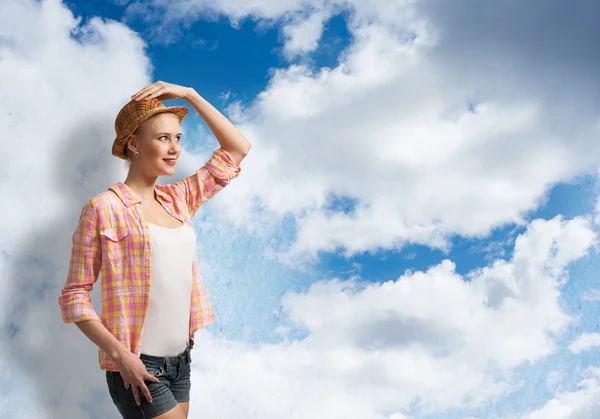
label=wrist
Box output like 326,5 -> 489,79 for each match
183,87 -> 199,101
109,344 -> 128,364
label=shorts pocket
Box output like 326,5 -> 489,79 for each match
141,357 -> 167,379
146,364 -> 166,378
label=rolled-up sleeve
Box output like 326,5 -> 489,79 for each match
175,148 -> 241,218
58,201 -> 102,323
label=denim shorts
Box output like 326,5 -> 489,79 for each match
106,343 -> 192,419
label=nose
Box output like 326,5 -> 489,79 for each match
169,139 -> 180,154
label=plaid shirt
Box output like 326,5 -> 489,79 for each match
58,148 -> 240,371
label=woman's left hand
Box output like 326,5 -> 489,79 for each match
131,81 -> 190,102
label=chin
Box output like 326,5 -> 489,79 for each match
160,168 -> 176,176
156,161 -> 177,173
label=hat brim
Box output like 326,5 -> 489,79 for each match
112,105 -> 189,160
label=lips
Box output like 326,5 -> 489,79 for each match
163,158 -> 177,165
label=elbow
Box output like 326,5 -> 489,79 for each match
241,140 -> 252,156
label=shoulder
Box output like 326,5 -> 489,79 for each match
77,187 -> 126,220
89,189 -> 123,208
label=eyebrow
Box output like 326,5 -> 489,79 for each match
155,132 -> 182,137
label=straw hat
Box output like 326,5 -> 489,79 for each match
112,98 -> 189,159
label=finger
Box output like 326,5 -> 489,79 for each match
132,87 -> 159,101
132,385 -> 141,406
141,382 -> 153,404
146,372 -> 160,383
131,84 -> 156,100
131,84 -> 157,101
119,372 -> 128,389
132,82 -> 163,101
137,86 -> 163,101
144,86 -> 167,100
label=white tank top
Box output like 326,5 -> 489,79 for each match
141,221 -> 196,356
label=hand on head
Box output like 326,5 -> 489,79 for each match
131,81 -> 190,102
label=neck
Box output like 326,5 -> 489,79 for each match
124,168 -> 158,203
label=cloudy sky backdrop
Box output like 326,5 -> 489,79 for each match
1,0 -> 600,418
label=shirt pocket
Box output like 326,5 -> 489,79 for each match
100,227 -> 129,263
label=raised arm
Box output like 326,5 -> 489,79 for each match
131,81 -> 252,165
132,81 -> 252,217
182,87 -> 252,165
170,148 -> 241,218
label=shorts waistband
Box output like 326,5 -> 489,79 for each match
140,340 -> 192,363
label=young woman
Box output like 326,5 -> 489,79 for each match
58,81 -> 251,419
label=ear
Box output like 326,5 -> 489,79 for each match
126,136 -> 139,154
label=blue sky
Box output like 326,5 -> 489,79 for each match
66,1 -> 280,102
64,0 -> 352,106
2,0 -> 600,418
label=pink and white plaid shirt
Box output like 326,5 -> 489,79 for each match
58,148 -> 240,371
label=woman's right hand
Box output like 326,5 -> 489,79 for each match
72,320 -> 160,405
116,350 -> 160,405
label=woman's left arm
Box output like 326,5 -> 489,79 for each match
182,88 -> 251,166
132,81 -> 252,166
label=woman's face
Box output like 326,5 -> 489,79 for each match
127,112 -> 182,177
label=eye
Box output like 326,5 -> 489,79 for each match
175,136 -> 182,142
159,135 -> 169,141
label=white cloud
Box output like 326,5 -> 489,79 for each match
519,367 -> 600,419
149,0 -> 600,261
0,0 -> 150,239
569,334 -> 600,355
3,1 -> 600,419
184,216 -> 596,418
0,0 -> 151,416
281,10 -> 329,58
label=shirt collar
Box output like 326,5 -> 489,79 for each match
109,182 -> 173,207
